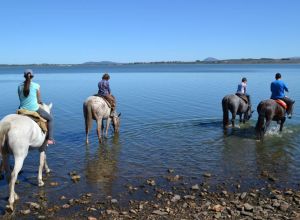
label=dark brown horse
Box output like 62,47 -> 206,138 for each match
222,94 -> 253,128
255,99 -> 291,140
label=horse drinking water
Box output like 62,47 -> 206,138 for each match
222,94 -> 253,128
255,99 -> 293,140
0,103 -> 52,211
83,96 -> 120,144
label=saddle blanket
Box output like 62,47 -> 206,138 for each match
275,99 -> 287,109
93,94 -> 112,108
17,109 -> 48,133
235,93 -> 248,104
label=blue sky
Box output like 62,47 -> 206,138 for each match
0,0 -> 299,64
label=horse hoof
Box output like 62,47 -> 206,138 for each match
38,180 -> 45,187
5,204 -> 14,212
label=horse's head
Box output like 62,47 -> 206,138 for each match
245,105 -> 254,121
111,112 -> 121,133
39,103 -> 53,114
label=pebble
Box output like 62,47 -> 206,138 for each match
184,195 -> 195,200
20,209 -> 31,215
26,202 -> 40,209
171,195 -> 181,202
244,203 -> 254,211
203,173 -> 212,177
87,217 -> 97,220
240,192 -> 247,199
50,182 -> 59,186
111,199 -> 118,204
152,210 -> 168,215
212,204 -> 224,212
191,184 -> 199,190
71,175 -> 81,182
280,202 -> 289,211
147,179 -> 156,186
62,204 -> 70,209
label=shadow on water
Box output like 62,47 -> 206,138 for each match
84,134 -> 121,196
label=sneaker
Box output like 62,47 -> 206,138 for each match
47,139 -> 55,145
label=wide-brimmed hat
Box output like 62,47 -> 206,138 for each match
24,69 -> 34,78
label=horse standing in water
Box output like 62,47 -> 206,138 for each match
83,96 -> 120,144
0,103 -> 52,211
222,94 -> 253,128
255,99 -> 292,140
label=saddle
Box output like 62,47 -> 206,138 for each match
17,109 -> 48,133
93,94 -> 112,108
235,93 -> 248,104
275,99 -> 287,109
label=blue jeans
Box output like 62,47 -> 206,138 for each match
37,108 -> 54,140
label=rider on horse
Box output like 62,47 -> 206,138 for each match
97,73 -> 117,116
271,73 -> 295,118
18,69 -> 55,145
236,77 -> 251,106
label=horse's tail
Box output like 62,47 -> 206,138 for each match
222,97 -> 229,128
83,101 -> 93,135
255,102 -> 265,140
0,122 -> 10,151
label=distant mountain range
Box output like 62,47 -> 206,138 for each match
1,57 -> 300,66
81,61 -> 120,65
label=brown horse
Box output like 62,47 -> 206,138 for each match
255,99 -> 291,140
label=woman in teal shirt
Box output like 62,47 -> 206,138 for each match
18,69 -> 55,145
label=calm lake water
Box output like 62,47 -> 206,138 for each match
0,64 -> 299,212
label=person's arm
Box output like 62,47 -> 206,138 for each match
107,81 -> 111,94
284,83 -> 289,92
37,89 -> 43,104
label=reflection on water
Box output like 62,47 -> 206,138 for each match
85,135 -> 120,195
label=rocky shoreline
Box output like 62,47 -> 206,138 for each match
3,170 -> 300,219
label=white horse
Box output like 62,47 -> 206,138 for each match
83,96 -> 120,144
0,103 -> 52,211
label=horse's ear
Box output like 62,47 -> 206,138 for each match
48,102 -> 53,110
118,113 -> 121,117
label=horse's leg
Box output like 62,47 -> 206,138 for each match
231,112 -> 236,127
279,117 -> 286,132
38,151 -> 46,186
264,118 -> 271,134
84,104 -> 90,145
44,153 -> 51,174
105,117 -> 112,138
2,153 -> 10,181
85,121 -> 90,145
8,155 -> 25,210
96,117 -> 103,143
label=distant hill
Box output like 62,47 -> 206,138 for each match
203,57 -> 219,62
81,61 -> 119,65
